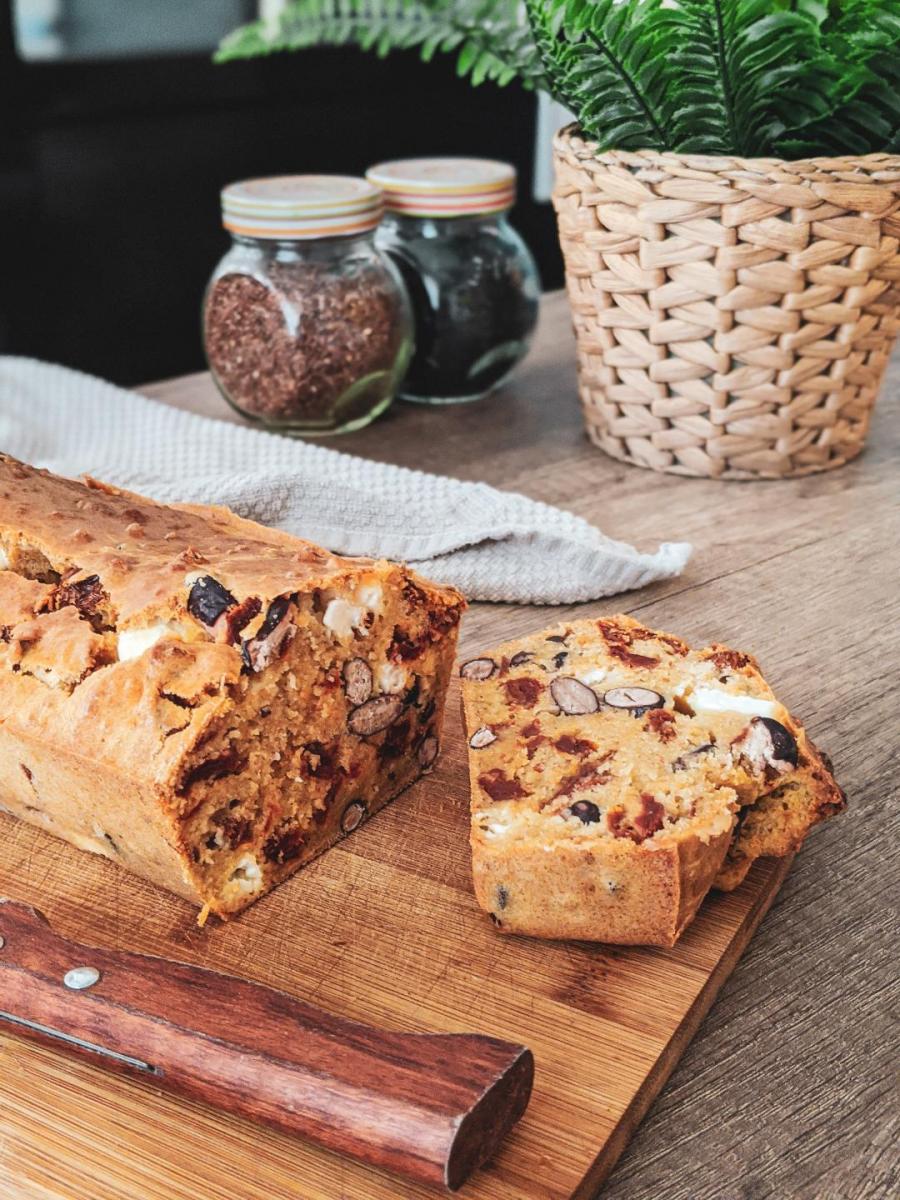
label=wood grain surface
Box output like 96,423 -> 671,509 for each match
0,899 -> 533,1191
1,293 -> 896,1199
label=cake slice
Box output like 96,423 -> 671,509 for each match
460,615 -> 844,946
0,455 -> 463,918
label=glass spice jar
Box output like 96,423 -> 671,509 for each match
366,158 -> 540,405
203,175 -> 412,435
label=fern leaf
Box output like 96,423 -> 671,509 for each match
525,0 -> 675,151
776,0 -> 900,155
217,0 -> 548,92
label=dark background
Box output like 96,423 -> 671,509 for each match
0,0 -> 561,386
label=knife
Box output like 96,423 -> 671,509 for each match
0,899 -> 533,1191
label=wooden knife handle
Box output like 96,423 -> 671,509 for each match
0,900 -> 533,1191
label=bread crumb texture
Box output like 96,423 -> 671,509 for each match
461,615 -> 845,946
0,454 -> 463,917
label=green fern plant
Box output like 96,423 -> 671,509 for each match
217,0 -> 900,157
217,0 -> 549,89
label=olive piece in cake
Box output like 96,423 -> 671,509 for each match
460,657 -> 496,681
348,694 -> 405,737
461,614 -> 845,946
602,686 -> 664,716
734,716 -> 799,773
469,726 -> 498,749
550,676 -> 599,715
342,657 -> 374,706
569,800 -> 602,824
241,595 -> 294,671
340,800 -> 367,834
417,735 -> 439,769
672,743 -> 716,771
188,575 -> 237,628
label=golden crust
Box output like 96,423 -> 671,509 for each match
0,454 -> 356,628
0,456 -> 464,916
472,824 -> 731,947
461,615 -> 845,945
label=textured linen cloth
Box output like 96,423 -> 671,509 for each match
0,357 -> 691,604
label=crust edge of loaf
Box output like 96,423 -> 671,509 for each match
469,823 -> 732,947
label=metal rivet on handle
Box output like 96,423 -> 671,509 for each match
64,966 -> 101,990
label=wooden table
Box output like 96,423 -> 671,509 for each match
3,293 -> 897,1198
148,293 -> 900,1199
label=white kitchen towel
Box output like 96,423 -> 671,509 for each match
0,357 -> 691,604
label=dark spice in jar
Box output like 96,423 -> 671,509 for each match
204,263 -> 407,430
386,225 -> 539,401
367,157 -> 539,404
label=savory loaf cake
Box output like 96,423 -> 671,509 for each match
461,615 -> 844,946
0,454 -> 463,918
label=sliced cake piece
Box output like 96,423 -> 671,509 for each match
460,615 -> 844,946
0,455 -> 464,918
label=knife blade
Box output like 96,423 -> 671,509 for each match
0,899 -> 533,1191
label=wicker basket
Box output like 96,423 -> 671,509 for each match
552,125 -> 900,479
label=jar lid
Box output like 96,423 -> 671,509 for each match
221,175 -> 383,239
366,157 -> 516,217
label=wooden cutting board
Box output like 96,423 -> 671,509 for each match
0,666 -> 791,1200
1,294 -> 894,1198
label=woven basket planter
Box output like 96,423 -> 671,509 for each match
552,124 -> 900,479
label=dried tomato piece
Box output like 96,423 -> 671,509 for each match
504,677 -> 542,708
263,826 -> 305,865
478,769 -> 527,803
179,748 -> 248,792
46,573 -> 111,631
644,709 -> 677,742
552,756 -> 613,800
706,647 -> 752,671
634,794 -> 665,839
554,734 -> 597,756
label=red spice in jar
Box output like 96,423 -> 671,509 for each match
204,264 -> 407,429
204,174 -> 411,433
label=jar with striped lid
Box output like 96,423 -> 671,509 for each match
203,175 -> 412,434
366,158 -> 540,405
